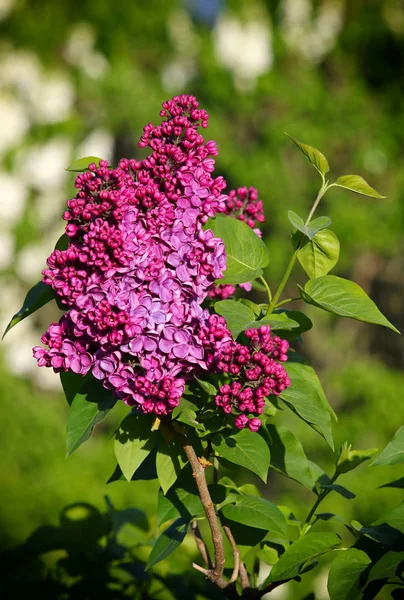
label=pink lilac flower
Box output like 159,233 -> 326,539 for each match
33,94 -> 290,428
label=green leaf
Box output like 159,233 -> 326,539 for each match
171,398 -> 203,431
328,549 -> 371,600
214,299 -> 299,338
273,309 -> 313,341
335,175 -> 385,199
114,414 -> 155,481
60,371 -> 89,405
288,211 -> 306,235
280,360 -> 334,449
107,451 -> 157,483
3,281 -> 54,339
54,233 -> 69,251
66,156 -> 103,172
357,503 -> 404,549
300,275 -> 399,333
263,533 -> 341,585
195,378 -> 217,396
156,440 -> 188,494
157,476 -> 203,527
306,216 -> 332,239
379,477 -> 404,490
368,551 -> 404,583
66,379 -> 116,457
265,424 -> 314,489
288,212 -> 331,240
212,428 -> 270,482
298,230 -> 340,279
146,517 -> 190,570
371,427 -> 404,466
286,134 -> 330,177
222,495 -> 287,536
221,519 -> 268,559
322,484 -> 356,500
206,215 -> 270,284
336,442 -> 378,474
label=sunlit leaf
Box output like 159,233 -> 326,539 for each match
66,156 -> 104,172
206,215 -> 270,284
299,275 -> 399,333
286,134 -> 330,177
298,230 -> 340,279
222,495 -> 287,535
328,549 -> 371,600
372,426 -> 404,466
335,175 -> 385,199
262,533 -> 341,585
114,414 -> 155,481
212,428 -> 270,482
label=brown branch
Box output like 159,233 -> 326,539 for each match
192,520 -> 212,568
239,561 -> 250,590
223,526 -> 240,584
179,435 -> 226,582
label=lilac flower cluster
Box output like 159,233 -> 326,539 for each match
213,326 -> 291,431
33,94 -> 290,428
34,95 -> 232,415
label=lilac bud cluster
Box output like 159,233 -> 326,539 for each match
213,326 -> 291,431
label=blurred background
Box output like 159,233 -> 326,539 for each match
1,0 -> 404,597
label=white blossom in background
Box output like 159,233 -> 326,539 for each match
35,188 -> 67,230
0,230 -> 14,270
161,10 -> 199,91
161,58 -> 197,92
0,50 -> 74,124
18,138 -> 72,190
77,129 -> 114,164
213,13 -> 273,91
0,95 -> 30,157
64,22 -> 109,79
0,0 -> 14,21
281,0 -> 343,63
32,74 -> 75,124
16,234 -> 61,284
0,173 -> 28,227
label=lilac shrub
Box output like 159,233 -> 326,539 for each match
5,95 -> 402,600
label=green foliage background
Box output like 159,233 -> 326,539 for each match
1,0 -> 404,597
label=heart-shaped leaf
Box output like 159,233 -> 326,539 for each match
298,230 -> 340,278
207,215 -> 270,284
114,414 -> 155,481
212,428 -> 270,482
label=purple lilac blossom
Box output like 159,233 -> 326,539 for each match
33,95 -> 290,427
